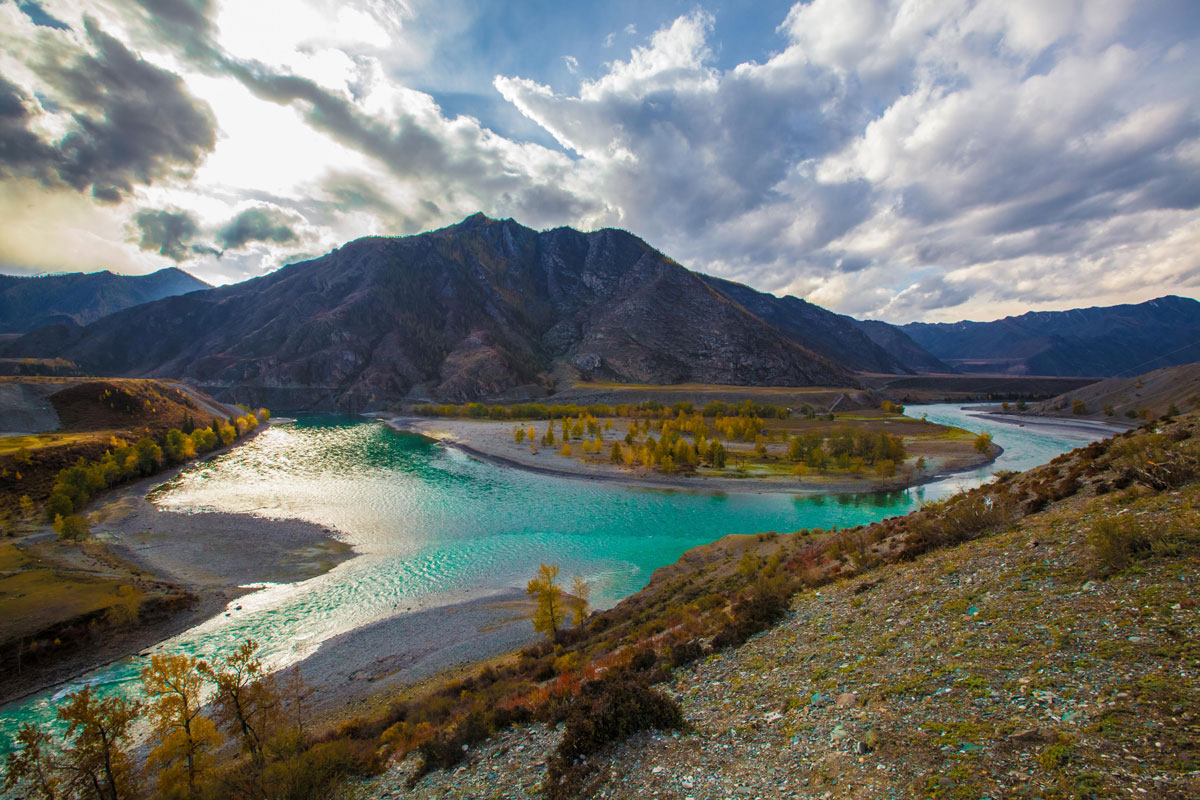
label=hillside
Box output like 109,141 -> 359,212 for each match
2,216 -> 947,410
0,377 -> 242,514
0,377 -> 269,700
0,268 -> 209,333
900,295 -> 1200,377
1034,362 -> 1200,421
361,413 -> 1200,800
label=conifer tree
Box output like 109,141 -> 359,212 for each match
526,563 -> 565,639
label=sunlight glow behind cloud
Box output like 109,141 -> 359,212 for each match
0,0 -> 1196,322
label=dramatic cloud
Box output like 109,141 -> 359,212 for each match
0,16 -> 217,203
496,0 -> 1200,320
217,206 -> 300,250
134,208 -> 200,260
0,0 -> 1196,321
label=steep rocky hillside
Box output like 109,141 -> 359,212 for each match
1034,362 -> 1200,421
699,275 -> 950,375
0,268 -> 208,333
2,216 -> 935,410
901,295 -> 1200,377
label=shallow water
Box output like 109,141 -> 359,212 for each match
0,404 -> 1106,750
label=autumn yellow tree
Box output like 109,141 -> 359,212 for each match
569,576 -> 591,628
2,724 -> 60,800
55,686 -> 140,800
198,639 -> 281,767
141,654 -> 223,799
526,563 -> 566,639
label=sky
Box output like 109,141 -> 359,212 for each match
0,0 -> 1198,323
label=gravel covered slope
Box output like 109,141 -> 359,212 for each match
362,473 -> 1200,799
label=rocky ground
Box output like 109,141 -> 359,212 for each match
358,477 -> 1200,799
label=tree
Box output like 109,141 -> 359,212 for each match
973,432 -> 994,454
610,442 -> 623,463
164,429 -> 195,462
526,563 -> 566,639
3,724 -> 61,800
514,427 -> 526,443
711,441 -> 727,469
198,640 -> 280,767
53,513 -> 90,542
57,686 -> 141,800
569,576 -> 591,628
141,654 -> 223,799
134,438 -> 162,474
1071,398 -> 1086,415
915,456 -> 927,474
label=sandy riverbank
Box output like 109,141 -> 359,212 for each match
380,416 -> 995,495
1,435 -> 356,706
961,405 -> 1136,438
278,590 -> 539,723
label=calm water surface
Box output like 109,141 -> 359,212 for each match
0,404 -> 1105,748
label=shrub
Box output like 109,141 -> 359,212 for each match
711,583 -> 790,651
668,639 -> 703,668
259,738 -> 371,800
544,673 -> 683,800
1088,517 -> 1167,573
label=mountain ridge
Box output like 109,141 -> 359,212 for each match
0,267 -> 209,333
899,295 -> 1200,377
4,215 -> 872,408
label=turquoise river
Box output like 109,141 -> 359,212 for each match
0,404 -> 1112,750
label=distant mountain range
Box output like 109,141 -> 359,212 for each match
5,215 -> 926,408
3,216 -> 1198,408
900,296 -> 1200,378
0,268 -> 208,334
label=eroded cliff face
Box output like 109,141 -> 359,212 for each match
6,214 -> 852,409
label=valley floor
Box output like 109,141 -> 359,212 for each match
383,414 -> 996,496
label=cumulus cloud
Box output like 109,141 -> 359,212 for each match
496,0 -> 1200,320
217,205 -> 301,250
0,15 -> 217,202
0,0 -> 1196,321
134,208 -> 203,261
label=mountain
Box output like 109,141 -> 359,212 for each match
3,215 -> 862,408
900,295 -> 1200,377
0,268 -> 210,333
697,275 -> 950,375
851,319 -> 953,374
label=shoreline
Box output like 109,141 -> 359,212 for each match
960,405 -> 1136,438
278,589 -> 539,725
1,424 -> 354,707
380,415 -> 999,497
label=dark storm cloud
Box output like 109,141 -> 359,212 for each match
48,18 -> 217,202
0,17 -> 216,202
133,208 -> 206,261
0,76 -> 58,180
217,207 -> 301,250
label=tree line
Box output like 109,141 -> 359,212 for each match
412,398 -> 799,421
34,410 -> 268,539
